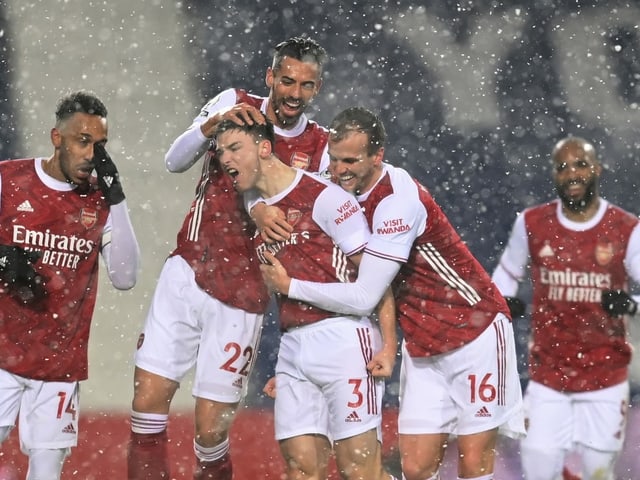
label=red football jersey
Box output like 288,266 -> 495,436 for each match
524,201 -> 638,392
172,90 -> 329,314
253,172 -> 368,330
0,159 -> 109,381
360,165 -> 509,357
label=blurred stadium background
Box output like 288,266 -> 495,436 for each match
0,1 -> 639,478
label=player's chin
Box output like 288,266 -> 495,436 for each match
72,172 -> 91,186
338,180 -> 358,195
279,110 -> 303,125
232,181 -> 249,194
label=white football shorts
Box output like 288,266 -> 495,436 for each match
521,379 -> 629,453
0,369 -> 79,452
398,313 -> 525,438
134,255 -> 264,403
274,316 -> 385,443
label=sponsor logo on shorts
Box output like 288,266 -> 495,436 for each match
233,378 -> 243,388
345,411 -> 361,423
62,423 -> 76,434
474,406 -> 492,418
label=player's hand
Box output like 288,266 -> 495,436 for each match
201,103 -> 266,138
259,251 -> 291,295
367,347 -> 396,378
504,296 -> 526,318
263,377 -> 276,399
252,203 -> 293,243
601,289 -> 637,316
93,143 -> 125,205
0,245 -> 46,303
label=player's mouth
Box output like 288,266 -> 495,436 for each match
280,99 -> 303,116
338,173 -> 356,186
224,166 -> 239,179
564,181 -> 585,197
224,166 -> 241,189
77,164 -> 93,180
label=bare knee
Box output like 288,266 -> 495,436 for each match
131,367 -> 178,414
280,434 -> 331,480
334,429 -> 383,480
194,397 -> 239,447
456,430 -> 497,477
400,433 -> 447,480
402,459 -> 440,480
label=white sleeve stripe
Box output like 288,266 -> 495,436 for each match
364,247 -> 406,263
333,244 -> 352,283
187,158 -> 211,242
417,243 -> 481,305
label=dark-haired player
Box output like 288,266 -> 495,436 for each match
492,136 -> 640,480
0,91 -> 139,479
127,37 -> 331,479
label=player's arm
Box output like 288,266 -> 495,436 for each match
101,203 -> 140,291
165,89 -> 239,173
491,212 -> 529,318
246,195 -> 293,243
0,171 -> 46,302
93,145 -> 140,290
625,222 -> 640,310
262,247 -> 400,316
602,223 -> 640,317
367,287 -> 398,378
243,185 -> 293,243
261,184 -> 418,315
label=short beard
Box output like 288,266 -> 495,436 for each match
556,179 -> 598,213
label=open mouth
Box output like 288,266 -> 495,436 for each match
338,173 -> 356,186
280,99 -> 302,116
225,167 -> 239,178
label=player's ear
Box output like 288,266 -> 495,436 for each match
51,128 -> 62,149
373,147 -> 385,166
594,162 -> 603,177
259,139 -> 272,157
265,67 -> 274,89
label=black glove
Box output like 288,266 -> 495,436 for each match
601,289 -> 637,316
93,143 -> 125,205
504,296 -> 526,318
0,245 -> 45,303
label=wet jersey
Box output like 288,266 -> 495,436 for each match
0,158 -> 109,381
254,170 -> 369,330
523,200 -> 638,392
360,164 -> 509,357
171,89 -> 328,314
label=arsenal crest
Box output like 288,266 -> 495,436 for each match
80,208 -> 98,229
595,241 -> 614,266
287,208 -> 303,228
290,151 -> 311,170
